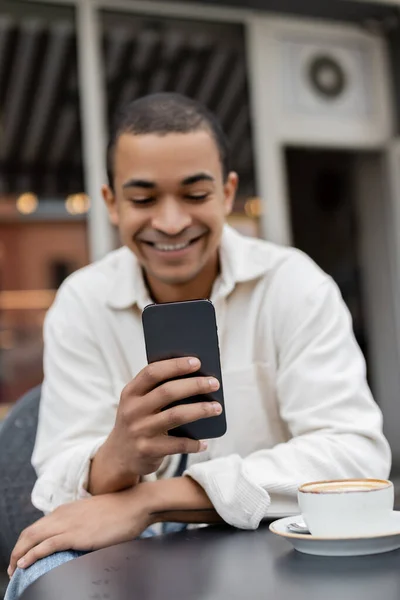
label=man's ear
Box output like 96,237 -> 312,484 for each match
102,184 -> 119,226
223,172 -> 239,216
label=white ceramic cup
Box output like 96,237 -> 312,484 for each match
298,479 -> 394,538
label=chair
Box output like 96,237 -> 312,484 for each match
0,386 -> 43,566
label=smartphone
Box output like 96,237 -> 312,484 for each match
142,299 -> 226,440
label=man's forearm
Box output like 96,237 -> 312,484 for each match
88,440 -> 223,527
144,476 -> 223,525
88,436 -> 139,495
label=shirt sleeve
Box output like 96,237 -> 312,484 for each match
185,276 -> 392,529
31,281 -> 118,513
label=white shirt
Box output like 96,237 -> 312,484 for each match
32,226 -> 391,528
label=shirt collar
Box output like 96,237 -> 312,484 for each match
106,248 -> 151,311
106,224 -> 271,311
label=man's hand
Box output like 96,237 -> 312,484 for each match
89,357 -> 222,495
8,477 -> 221,577
8,485 -> 151,578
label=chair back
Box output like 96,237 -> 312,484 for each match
0,386 -> 43,565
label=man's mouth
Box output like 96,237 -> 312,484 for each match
140,234 -> 204,253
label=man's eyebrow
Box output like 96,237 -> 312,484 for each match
122,179 -> 156,189
181,173 -> 215,186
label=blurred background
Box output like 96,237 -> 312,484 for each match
1,0 -> 400,475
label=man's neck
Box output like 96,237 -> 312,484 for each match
144,255 -> 219,304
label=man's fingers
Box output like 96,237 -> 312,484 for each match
150,400 -> 222,434
14,535 -> 70,572
147,376 -> 220,412
129,357 -> 201,396
8,518 -> 53,576
145,435 -> 208,457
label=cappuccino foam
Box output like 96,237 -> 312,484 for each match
300,479 -> 390,494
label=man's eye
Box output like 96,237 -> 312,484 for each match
130,198 -> 154,205
186,193 -> 209,201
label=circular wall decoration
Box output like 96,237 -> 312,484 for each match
307,54 -> 347,99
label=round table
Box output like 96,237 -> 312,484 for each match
20,523 -> 400,600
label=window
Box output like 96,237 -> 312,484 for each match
0,1 -> 88,405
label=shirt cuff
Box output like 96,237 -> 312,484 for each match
185,454 -> 271,529
31,437 -> 108,514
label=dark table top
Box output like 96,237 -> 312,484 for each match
20,523 -> 400,600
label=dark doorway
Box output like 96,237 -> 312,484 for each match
285,147 -> 369,367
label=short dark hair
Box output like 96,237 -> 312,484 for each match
106,92 -> 230,188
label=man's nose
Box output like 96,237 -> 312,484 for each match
151,198 -> 192,236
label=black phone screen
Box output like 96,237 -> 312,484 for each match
142,299 -> 226,440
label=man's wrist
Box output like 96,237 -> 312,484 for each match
88,434 -> 139,495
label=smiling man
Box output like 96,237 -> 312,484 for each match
6,93 -> 390,599
104,127 -> 233,304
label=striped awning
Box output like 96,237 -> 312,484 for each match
0,8 -> 255,201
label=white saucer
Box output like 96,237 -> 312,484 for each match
269,511 -> 400,556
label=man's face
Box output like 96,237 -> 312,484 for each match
103,130 -> 237,286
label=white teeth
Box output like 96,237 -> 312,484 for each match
154,241 -> 190,252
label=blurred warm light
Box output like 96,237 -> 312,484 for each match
244,196 -> 263,218
65,193 -> 91,215
0,290 -> 56,310
16,192 -> 38,215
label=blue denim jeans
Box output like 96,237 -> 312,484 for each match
4,523 -> 186,600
